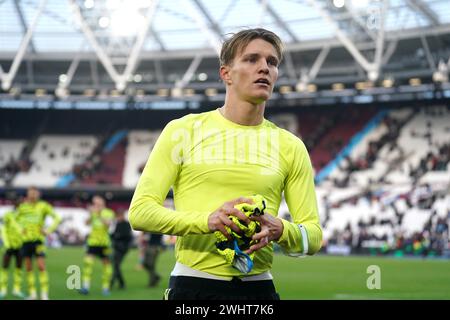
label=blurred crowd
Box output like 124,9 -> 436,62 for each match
320,187 -> 449,258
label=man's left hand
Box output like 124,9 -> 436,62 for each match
245,214 -> 283,254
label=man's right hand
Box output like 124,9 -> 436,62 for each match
208,197 -> 254,240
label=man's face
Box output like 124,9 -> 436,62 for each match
221,38 -> 279,105
92,196 -> 105,211
27,189 -> 40,202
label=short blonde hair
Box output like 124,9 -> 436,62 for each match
220,28 -> 284,66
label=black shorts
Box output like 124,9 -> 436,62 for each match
4,248 -> 22,258
165,276 -> 280,300
3,248 -> 22,268
21,241 -> 46,258
87,246 -> 111,259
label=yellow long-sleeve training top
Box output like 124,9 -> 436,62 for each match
1,210 -> 23,249
129,109 -> 322,277
17,200 -> 61,243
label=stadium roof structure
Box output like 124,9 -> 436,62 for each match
1,0 -> 450,99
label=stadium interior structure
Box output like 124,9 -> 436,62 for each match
1,0 -> 450,259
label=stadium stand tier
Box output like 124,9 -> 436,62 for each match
0,104 -> 449,257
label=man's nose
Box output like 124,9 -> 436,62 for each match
258,60 -> 269,74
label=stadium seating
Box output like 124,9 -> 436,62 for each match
309,107 -> 377,172
1,105 -> 448,258
13,135 -> 98,187
328,108 -> 414,188
122,130 -> 161,188
0,140 -> 25,168
55,207 -> 90,245
0,139 -> 26,186
76,139 -> 126,186
385,107 -> 449,183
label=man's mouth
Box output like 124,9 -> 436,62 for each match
254,78 -> 270,86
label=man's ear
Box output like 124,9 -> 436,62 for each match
220,65 -> 232,85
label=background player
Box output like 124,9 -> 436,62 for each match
0,197 -> 24,299
79,195 -> 114,296
17,187 -> 61,300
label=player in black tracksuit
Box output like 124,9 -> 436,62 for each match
144,233 -> 164,287
110,211 -> 132,289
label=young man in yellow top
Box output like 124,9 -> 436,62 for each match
16,187 -> 61,300
129,28 -> 322,300
79,195 -> 114,296
0,197 -> 24,299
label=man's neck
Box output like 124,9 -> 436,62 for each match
220,98 -> 265,126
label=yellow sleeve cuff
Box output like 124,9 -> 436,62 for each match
276,219 -> 310,256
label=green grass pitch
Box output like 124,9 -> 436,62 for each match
2,246 -> 449,300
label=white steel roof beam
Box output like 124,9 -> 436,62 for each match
56,56 -> 80,96
26,60 -> 34,86
373,0 -> 389,78
121,0 -> 159,90
150,28 -> 166,51
69,0 -> 158,91
406,0 -> 440,27
181,0 -> 222,55
219,0 -> 238,22
299,45 -> 330,87
90,60 -> 99,88
56,42 -> 85,96
175,54 -> 203,90
287,22 -> 450,52
191,0 -> 223,39
306,45 -> 330,83
381,40 -> 398,65
3,23 -> 450,62
13,0 -> 36,53
420,35 -> 436,72
257,0 -> 268,27
306,0 -> 389,81
344,3 -> 377,41
69,0 -> 120,85
154,60 -> 164,84
306,0 -> 372,72
0,0 -> 47,91
257,0 -> 299,42
283,51 -> 298,81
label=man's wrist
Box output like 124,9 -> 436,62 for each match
272,217 -> 284,242
274,218 -> 289,244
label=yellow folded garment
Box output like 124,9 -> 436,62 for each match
214,195 -> 267,273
